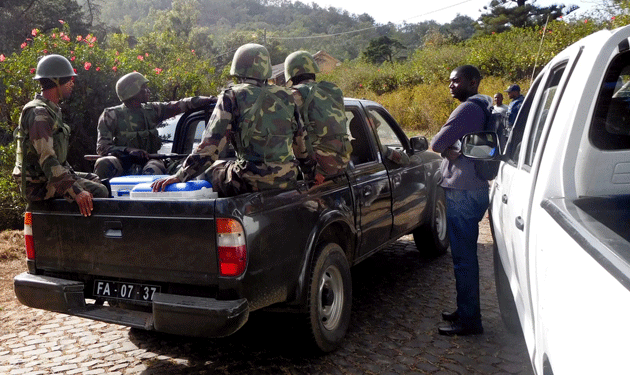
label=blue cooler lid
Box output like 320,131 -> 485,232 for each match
109,175 -> 169,185
132,180 -> 212,193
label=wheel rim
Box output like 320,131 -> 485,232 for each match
435,199 -> 448,242
318,264 -> 344,331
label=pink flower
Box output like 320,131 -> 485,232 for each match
96,67 -> 100,71
62,35 -> 70,42
154,67 -> 162,74
137,55 -> 144,61
0,54 -> 6,62
31,29 -> 38,37
42,49 -> 48,54
30,68 -> 36,74
115,51 -> 119,56
112,66 -> 118,72
612,16 -> 616,20
59,19 -> 64,24
76,35 -> 83,42
191,49 -> 195,54
70,56 -> 75,61
584,19 -> 588,23
84,62 -> 92,70
20,42 -> 27,49
73,68 -> 77,74
145,53 -> 149,57
52,33 -> 56,39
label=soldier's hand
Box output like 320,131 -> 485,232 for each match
314,173 -> 325,185
75,191 -> 94,217
151,176 -> 181,192
126,148 -> 149,160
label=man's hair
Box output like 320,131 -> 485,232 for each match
495,92 -> 503,97
39,77 -> 72,90
454,65 -> 481,83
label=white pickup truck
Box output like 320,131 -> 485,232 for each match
462,24 -> 630,374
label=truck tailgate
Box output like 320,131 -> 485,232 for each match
30,199 -> 217,285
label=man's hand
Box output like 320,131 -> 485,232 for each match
151,176 -> 181,192
443,148 -> 461,161
75,191 -> 94,217
314,173 -> 325,185
126,148 -> 149,160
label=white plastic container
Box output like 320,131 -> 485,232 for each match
109,175 -> 169,199
130,180 -> 217,200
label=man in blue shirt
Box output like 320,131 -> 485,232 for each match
430,65 -> 490,336
505,84 -> 524,128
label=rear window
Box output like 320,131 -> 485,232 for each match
590,49 -> 630,150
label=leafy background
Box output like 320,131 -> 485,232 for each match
0,0 -> 628,229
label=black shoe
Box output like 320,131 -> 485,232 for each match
438,323 -> 484,336
441,311 -> 459,322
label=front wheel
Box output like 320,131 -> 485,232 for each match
413,186 -> 449,257
305,242 -> 352,353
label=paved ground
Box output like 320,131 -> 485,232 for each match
0,218 -> 534,374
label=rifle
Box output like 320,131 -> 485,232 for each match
84,153 -> 189,161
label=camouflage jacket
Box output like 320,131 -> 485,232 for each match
97,97 -> 213,155
175,80 -> 315,189
12,94 -> 85,202
291,79 -> 351,175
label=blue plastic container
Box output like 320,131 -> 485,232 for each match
109,175 -> 169,198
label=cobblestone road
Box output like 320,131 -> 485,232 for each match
1,219 -> 534,374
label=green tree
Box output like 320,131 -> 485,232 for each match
477,0 -> 566,34
362,36 -> 407,65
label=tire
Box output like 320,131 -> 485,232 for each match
305,242 -> 352,353
493,242 -> 522,334
413,186 -> 449,257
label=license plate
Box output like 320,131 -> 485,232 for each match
93,280 -> 160,302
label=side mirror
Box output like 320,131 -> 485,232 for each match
461,131 -> 500,160
410,136 -> 428,153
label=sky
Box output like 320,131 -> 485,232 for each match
302,0 -> 600,25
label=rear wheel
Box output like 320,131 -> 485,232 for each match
305,242 -> 352,353
413,186 -> 449,257
494,243 -> 521,334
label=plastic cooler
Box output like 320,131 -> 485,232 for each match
109,175 -> 169,198
130,180 -> 217,200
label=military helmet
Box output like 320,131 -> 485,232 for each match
33,54 -> 77,80
284,50 -> 320,82
230,43 -> 272,81
115,72 -> 149,101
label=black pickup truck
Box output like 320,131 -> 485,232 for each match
14,98 -> 447,352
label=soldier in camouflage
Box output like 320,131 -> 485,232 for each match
284,50 -> 352,184
13,54 -> 108,217
152,43 -> 316,197
94,72 -> 216,179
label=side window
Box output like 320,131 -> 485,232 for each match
590,50 -> 630,150
366,108 -> 404,150
523,63 -> 566,167
346,108 -> 377,165
504,75 -> 541,165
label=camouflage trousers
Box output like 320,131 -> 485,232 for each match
207,160 -> 298,197
16,172 -> 109,202
312,137 -> 352,177
94,156 -> 167,179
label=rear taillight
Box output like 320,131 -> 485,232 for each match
24,212 -> 34,260
216,218 -> 246,277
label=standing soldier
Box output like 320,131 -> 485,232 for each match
94,72 -> 215,179
284,50 -> 351,183
13,54 -> 108,217
152,43 -> 316,196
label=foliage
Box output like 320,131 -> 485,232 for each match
362,36 -> 407,65
477,0 -> 565,35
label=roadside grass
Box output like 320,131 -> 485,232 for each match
0,230 -> 23,262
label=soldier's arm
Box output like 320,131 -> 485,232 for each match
152,96 -> 217,122
291,104 -> 317,180
29,108 -> 85,201
174,92 -> 233,182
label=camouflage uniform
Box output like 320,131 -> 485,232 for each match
94,97 -> 213,179
13,94 -> 108,202
284,51 -> 351,177
291,80 -> 351,176
174,80 -> 315,196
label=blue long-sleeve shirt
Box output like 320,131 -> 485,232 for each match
430,96 -> 490,190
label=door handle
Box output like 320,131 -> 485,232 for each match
104,221 -> 122,238
502,194 -> 508,204
363,186 -> 373,197
515,216 -> 524,231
